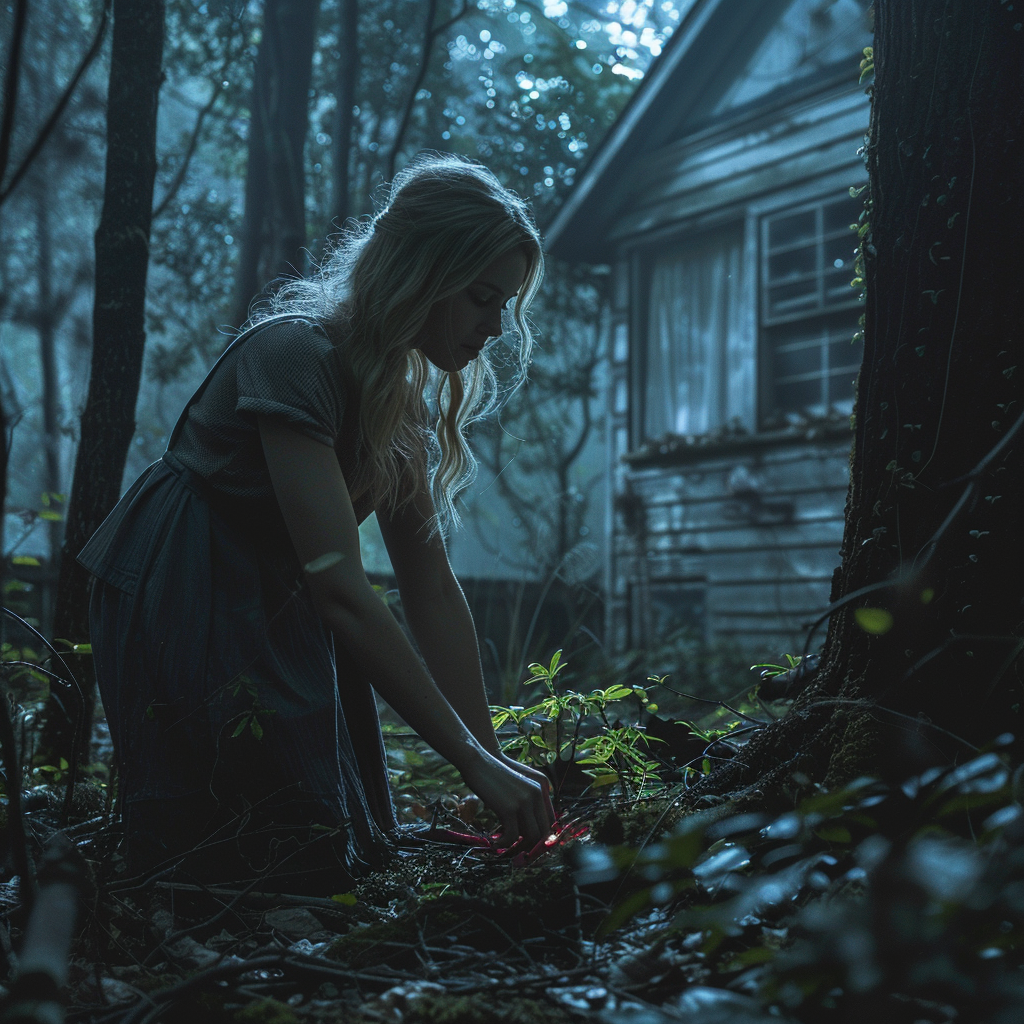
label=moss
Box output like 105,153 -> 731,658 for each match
232,999 -> 300,1024
328,917 -> 416,968
409,993 -> 573,1024
592,798 -> 682,847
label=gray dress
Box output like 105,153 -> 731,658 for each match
79,316 -> 396,888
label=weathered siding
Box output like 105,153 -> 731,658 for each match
611,437 -> 850,657
614,86 -> 869,246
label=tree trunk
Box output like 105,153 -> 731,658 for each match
231,0 -> 320,328
43,0 -> 165,766
33,170 -> 63,614
815,0 -> 1024,761
330,0 -> 358,228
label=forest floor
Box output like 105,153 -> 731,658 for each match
6,720 -> 1024,1024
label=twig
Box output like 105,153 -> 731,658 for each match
0,678 -> 34,911
651,682 -> 767,727
1,607 -> 86,825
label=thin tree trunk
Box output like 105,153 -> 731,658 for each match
44,0 -> 166,766
0,0 -> 28,637
231,0 -> 320,328
330,0 -> 358,229
33,171 -> 63,612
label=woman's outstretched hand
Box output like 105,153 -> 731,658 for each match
461,751 -> 555,849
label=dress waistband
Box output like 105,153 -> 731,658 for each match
161,449 -> 214,502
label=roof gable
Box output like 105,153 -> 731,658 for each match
710,0 -> 872,118
546,0 -> 872,262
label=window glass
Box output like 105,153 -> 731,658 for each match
761,193 -> 865,425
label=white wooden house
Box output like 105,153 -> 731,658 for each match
546,0 -> 872,657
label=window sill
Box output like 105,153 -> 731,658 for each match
623,414 -> 854,468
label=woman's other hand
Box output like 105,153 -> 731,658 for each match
461,751 -> 555,849
499,754 -> 556,821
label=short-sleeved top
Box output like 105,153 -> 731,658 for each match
171,317 -> 350,500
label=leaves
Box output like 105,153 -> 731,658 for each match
854,606 -> 894,635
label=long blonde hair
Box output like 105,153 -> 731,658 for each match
252,153 -> 545,535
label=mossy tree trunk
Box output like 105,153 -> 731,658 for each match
817,0 -> 1024,761
43,0 -> 166,766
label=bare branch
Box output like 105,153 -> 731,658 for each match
386,0 -> 470,180
153,76 -> 225,220
0,0 -> 111,207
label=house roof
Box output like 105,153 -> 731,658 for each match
544,0 -> 863,262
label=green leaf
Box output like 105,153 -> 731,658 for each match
250,717 -> 264,740
39,510 -> 63,521
11,556 -> 40,567
588,773 -> 619,787
854,607 -> 894,635
603,686 -> 633,701
725,946 -> 777,969
231,718 -> 248,739
815,824 -> 852,844
331,892 -> 358,906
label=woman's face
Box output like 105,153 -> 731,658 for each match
414,248 -> 529,373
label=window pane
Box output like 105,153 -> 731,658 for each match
768,209 -> 816,251
823,266 -> 860,306
823,195 -> 862,234
774,339 -> 821,382
768,245 -> 816,284
767,279 -> 818,318
824,233 -> 855,271
778,377 -> 823,413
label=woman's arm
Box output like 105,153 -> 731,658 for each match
259,418 -> 553,845
376,492 -> 498,755
378,483 -> 556,812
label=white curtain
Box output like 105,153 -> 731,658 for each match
645,226 -> 745,438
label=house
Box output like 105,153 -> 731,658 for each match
545,0 -> 872,658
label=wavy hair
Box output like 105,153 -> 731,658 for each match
250,153 -> 545,536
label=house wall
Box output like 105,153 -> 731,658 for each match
606,74 -> 869,663
612,436 -> 849,659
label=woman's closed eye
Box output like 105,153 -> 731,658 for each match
469,288 -> 500,308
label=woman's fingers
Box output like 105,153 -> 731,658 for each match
463,751 -> 558,848
501,755 -> 557,824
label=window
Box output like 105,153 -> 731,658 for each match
760,193 -> 865,425
644,225 -> 746,439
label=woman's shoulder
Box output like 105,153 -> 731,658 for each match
242,314 -> 334,354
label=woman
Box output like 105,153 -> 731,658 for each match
79,154 -> 555,890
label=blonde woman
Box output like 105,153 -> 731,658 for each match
79,154 -> 554,889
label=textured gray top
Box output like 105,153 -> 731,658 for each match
172,317 -> 348,499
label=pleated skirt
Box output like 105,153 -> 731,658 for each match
79,451 -> 396,888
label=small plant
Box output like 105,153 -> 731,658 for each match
751,653 -> 803,680
489,650 -> 665,797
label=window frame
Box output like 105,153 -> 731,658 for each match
757,189 -> 866,425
